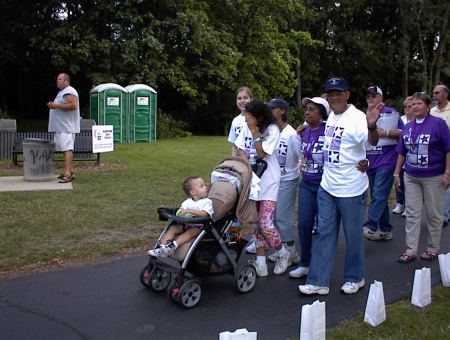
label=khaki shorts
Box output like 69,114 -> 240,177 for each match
54,132 -> 75,152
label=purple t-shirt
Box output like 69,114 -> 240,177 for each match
301,122 -> 326,183
396,114 -> 450,177
367,106 -> 404,174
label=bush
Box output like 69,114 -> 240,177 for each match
0,108 -> 12,119
157,111 -> 192,139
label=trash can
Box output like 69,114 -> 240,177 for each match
22,138 -> 55,182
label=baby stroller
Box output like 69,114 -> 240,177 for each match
140,156 -> 258,308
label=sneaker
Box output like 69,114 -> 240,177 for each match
148,246 -> 167,257
288,247 -> 300,265
273,247 -> 290,275
289,266 -> 309,278
363,226 -> 377,240
249,260 -> 268,277
267,250 -> 279,263
160,242 -> 177,256
245,240 -> 257,254
378,231 -> 393,240
340,279 -> 365,294
392,203 -> 405,214
298,284 -> 329,295
402,211 -> 406,218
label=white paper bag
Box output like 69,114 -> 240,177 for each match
364,280 -> 386,327
411,267 -> 431,307
438,252 -> 450,287
219,328 -> 257,340
300,300 -> 326,340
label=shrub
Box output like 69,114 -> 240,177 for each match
157,111 -> 192,139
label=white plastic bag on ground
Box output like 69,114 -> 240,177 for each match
438,252 -> 450,287
300,300 -> 326,340
411,267 -> 431,308
364,280 -> 386,327
219,328 -> 257,340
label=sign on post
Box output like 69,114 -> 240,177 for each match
92,125 -> 114,153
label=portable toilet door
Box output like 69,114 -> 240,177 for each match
126,84 -> 157,142
90,83 -> 127,143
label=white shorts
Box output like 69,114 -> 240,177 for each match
54,132 -> 75,152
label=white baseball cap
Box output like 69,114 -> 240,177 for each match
302,97 -> 330,116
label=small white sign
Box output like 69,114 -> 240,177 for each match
106,97 -> 120,106
137,96 -> 149,106
92,125 -> 114,153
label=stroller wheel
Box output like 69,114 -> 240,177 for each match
139,265 -> 154,288
178,280 -> 202,308
150,268 -> 172,292
235,264 -> 257,293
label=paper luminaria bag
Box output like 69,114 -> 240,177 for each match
411,267 -> 431,308
219,328 -> 257,340
364,280 -> 386,327
438,252 -> 450,287
300,300 -> 326,340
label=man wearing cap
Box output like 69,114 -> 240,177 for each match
267,98 -> 303,267
299,77 -> 380,295
363,86 -> 403,241
430,84 -> 450,227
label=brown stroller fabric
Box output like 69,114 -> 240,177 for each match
211,156 -> 258,224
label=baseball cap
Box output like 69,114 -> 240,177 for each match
302,97 -> 330,116
267,98 -> 288,111
325,77 -> 348,92
367,86 -> 383,96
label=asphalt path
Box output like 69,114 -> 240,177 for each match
1,213 -> 449,340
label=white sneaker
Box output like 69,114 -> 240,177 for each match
340,279 -> 365,294
392,203 -> 405,214
245,240 -> 257,254
273,247 -> 290,275
288,247 -> 300,265
249,260 -> 268,277
289,266 -> 309,278
363,226 -> 377,240
148,247 -> 168,257
298,284 -> 329,295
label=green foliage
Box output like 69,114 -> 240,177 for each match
0,108 -> 12,119
156,111 -> 192,139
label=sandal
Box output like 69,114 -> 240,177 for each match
398,253 -> 416,264
420,251 -> 437,261
58,175 -> 72,183
58,172 -> 75,180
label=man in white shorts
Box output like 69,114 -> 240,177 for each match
47,73 -> 80,183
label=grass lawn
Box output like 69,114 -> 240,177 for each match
1,135 -> 449,338
0,136 -> 230,272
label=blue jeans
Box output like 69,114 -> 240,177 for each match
306,187 -> 365,287
364,170 -> 394,232
297,179 -> 320,267
275,177 -> 299,242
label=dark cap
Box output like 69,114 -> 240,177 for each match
367,86 -> 383,96
325,77 -> 348,92
267,98 -> 289,111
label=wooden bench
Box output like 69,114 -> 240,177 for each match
12,131 -> 100,165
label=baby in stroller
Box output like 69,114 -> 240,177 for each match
148,176 -> 214,257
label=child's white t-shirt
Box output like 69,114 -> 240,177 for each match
228,114 -> 246,144
235,123 -> 281,201
180,197 -> 214,217
277,124 -> 302,181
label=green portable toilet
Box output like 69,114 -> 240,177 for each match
90,83 -> 127,143
126,84 -> 157,142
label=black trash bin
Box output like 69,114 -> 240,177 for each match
22,138 -> 55,182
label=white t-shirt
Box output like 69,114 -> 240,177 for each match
320,104 -> 369,197
235,123 -> 281,201
48,86 -> 80,133
277,124 -> 302,181
180,197 -> 214,217
227,114 -> 246,144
